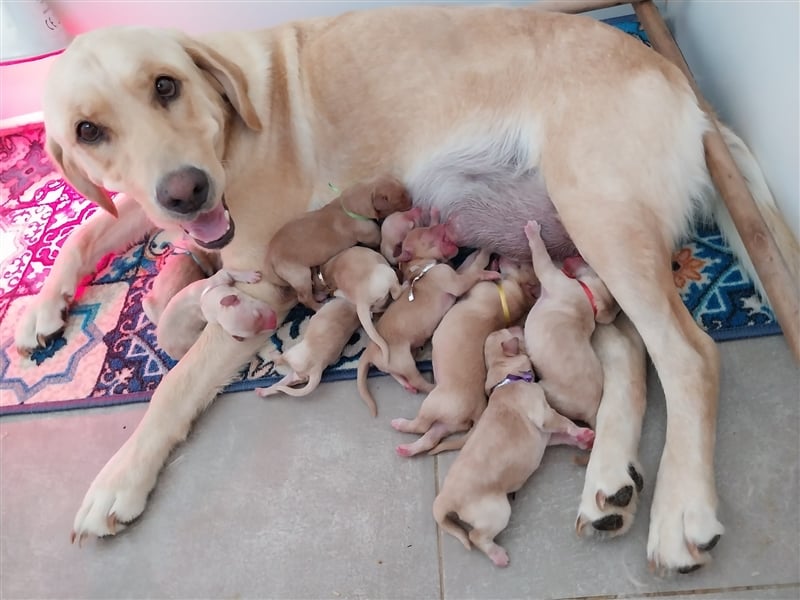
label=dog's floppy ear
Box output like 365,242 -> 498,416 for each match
181,37 -> 263,132
501,337 -> 520,357
46,136 -> 118,217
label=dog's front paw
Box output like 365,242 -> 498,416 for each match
71,447 -> 153,544
14,294 -> 71,357
576,455 -> 644,539
646,462 -> 724,575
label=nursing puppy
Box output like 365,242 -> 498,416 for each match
142,245 -> 220,326
257,297 -> 360,397
391,255 -> 538,456
313,246 -> 403,362
433,327 -> 594,568
523,220 -> 619,426
380,206 -> 427,265
264,175 -> 412,310
356,224 -> 499,416
156,268 -> 277,359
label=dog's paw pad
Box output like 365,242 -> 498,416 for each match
677,564 -> 703,575
592,514 -> 624,531
577,456 -> 643,539
695,534 -> 721,553
598,484 -> 633,509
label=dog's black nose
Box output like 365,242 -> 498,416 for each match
156,167 -> 210,214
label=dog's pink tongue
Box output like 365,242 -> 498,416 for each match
184,203 -> 229,243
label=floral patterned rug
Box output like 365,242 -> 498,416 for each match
0,15 -> 781,416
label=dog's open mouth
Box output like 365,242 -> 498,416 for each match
182,196 -> 235,250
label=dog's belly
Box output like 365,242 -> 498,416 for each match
404,133 -> 577,261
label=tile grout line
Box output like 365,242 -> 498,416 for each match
556,581 -> 800,600
434,454 -> 445,600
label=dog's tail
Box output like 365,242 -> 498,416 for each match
357,303 -> 391,364
433,496 -> 471,551
356,351 -> 378,417
259,370 -> 323,398
428,428 -> 473,455
706,123 -> 799,301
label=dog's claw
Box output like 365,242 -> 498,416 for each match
107,512 -> 117,535
575,514 -> 590,537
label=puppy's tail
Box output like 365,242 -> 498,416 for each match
707,123 -> 799,301
357,303 -> 391,364
356,350 -> 378,417
259,370 -> 323,398
428,428 -> 472,455
432,496 -> 471,551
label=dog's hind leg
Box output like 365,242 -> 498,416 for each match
395,422 -> 454,457
390,348 -> 435,394
575,313 -> 646,539
462,496 -> 513,568
549,177 -> 724,574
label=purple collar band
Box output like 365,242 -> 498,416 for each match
490,370 -> 538,394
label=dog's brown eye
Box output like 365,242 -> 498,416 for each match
154,76 -> 179,103
76,121 -> 102,143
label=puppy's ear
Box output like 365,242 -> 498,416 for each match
46,136 -> 117,217
370,189 -> 393,218
181,37 -> 263,132
220,294 -> 241,307
500,337 -> 520,357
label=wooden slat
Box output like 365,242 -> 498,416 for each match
534,0 -> 644,14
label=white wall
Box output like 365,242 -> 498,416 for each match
2,1 -> 796,238
657,0 -> 799,241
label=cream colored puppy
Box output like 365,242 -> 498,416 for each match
264,175 -> 412,310
380,207 -> 427,265
523,220 -> 619,426
257,298 -> 360,397
156,268 -> 278,359
356,225 -> 499,416
391,255 -> 538,456
433,327 -> 594,568
312,246 -> 403,363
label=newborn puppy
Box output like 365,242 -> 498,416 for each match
156,269 -> 277,359
356,224 -> 499,416
264,175 -> 412,310
391,255 -> 538,456
433,327 -> 594,568
313,246 -> 403,362
142,245 -> 220,325
257,297 -> 360,397
523,220 -> 620,426
380,206 -> 426,265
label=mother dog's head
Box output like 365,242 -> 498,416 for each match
44,27 -> 262,249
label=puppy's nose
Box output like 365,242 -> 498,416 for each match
156,167 -> 210,214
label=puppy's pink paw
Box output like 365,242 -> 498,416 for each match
396,445 -> 412,457
576,428 -> 595,450
524,220 -> 541,240
488,546 -> 509,568
391,418 -> 408,431
480,270 -> 501,281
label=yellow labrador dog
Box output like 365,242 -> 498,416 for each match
17,4 -> 797,573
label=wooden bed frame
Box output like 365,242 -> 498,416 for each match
537,0 -> 800,362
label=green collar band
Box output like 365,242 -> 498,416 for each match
329,182 -> 372,221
